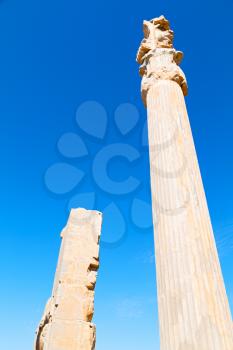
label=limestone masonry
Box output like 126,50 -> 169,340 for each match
35,208 -> 102,350
137,15 -> 233,349
34,15 -> 233,350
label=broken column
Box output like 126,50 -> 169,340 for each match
35,208 -> 102,350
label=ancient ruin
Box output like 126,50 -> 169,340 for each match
137,15 -> 233,349
35,15 -> 233,350
35,208 -> 102,350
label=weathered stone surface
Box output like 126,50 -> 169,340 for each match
35,208 -> 102,350
137,16 -> 233,350
136,15 -> 187,105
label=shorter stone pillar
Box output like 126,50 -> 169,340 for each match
35,208 -> 102,350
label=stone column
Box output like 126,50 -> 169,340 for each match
35,208 -> 102,350
137,16 -> 233,349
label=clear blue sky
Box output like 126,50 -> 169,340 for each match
0,0 -> 233,349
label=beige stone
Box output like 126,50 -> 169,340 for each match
35,208 -> 102,350
137,16 -> 233,349
137,15 -> 187,105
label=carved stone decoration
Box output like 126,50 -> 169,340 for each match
35,208 -> 102,350
137,15 -> 233,350
136,16 -> 188,105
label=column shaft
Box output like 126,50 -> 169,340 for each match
35,208 -> 102,350
147,80 -> 233,349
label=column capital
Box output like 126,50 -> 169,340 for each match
136,16 -> 188,105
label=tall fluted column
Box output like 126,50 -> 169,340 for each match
35,208 -> 102,350
137,16 -> 233,349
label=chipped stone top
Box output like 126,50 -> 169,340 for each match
35,208 -> 103,350
136,16 -> 188,105
136,16 -> 174,64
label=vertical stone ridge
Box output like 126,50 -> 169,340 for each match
137,16 -> 233,349
35,208 -> 102,350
